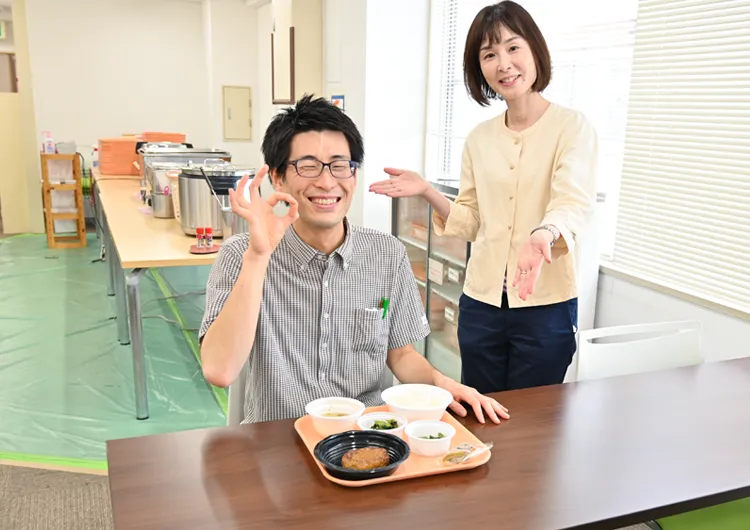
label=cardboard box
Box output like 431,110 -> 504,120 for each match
98,137 -> 139,175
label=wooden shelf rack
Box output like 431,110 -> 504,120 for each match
41,153 -> 87,248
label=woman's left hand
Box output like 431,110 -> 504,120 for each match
435,375 -> 510,424
513,230 -> 555,301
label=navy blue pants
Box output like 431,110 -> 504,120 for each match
457,292 -> 578,393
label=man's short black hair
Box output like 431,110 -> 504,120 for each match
261,94 -> 365,179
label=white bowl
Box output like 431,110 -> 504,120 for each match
381,383 -> 454,422
404,420 -> 456,457
305,397 -> 365,437
356,412 -> 408,437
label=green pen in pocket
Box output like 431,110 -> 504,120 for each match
379,297 -> 390,319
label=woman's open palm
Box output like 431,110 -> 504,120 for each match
228,165 -> 299,258
513,232 -> 553,301
369,167 -> 429,198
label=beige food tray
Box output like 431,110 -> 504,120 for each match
294,405 -> 491,487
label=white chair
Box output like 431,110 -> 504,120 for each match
576,320 -> 703,381
227,360 -> 249,426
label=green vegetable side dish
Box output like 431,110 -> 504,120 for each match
371,419 -> 399,430
420,433 -> 446,439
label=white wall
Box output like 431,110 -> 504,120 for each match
595,272 -> 750,362
322,0 -> 429,232
362,0 -> 428,233
253,0 -> 326,201
24,0 -> 210,155
255,1 -> 273,161
205,0 -> 259,167
254,1 -> 282,200
323,0 -> 366,226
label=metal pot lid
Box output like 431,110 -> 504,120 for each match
137,142 -> 190,153
141,147 -> 191,155
142,148 -> 231,158
180,162 -> 255,178
147,161 -> 188,170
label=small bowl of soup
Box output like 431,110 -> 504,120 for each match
305,397 -> 366,437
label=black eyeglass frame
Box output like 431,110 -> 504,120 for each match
287,158 -> 360,179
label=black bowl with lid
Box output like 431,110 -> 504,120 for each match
313,430 -> 410,481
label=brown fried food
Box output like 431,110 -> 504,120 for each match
341,446 -> 390,471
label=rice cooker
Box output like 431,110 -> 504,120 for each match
178,162 -> 256,238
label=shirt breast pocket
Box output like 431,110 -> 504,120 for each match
353,307 -> 389,355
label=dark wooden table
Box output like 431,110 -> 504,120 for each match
107,358 -> 750,530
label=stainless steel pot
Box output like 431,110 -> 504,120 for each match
220,206 -> 250,240
178,161 -> 256,238
144,161 -> 183,218
139,144 -> 231,220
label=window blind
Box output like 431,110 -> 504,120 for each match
611,0 -> 750,314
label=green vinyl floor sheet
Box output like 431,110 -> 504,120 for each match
0,234 -> 225,468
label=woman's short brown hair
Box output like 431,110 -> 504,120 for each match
463,1 -> 552,106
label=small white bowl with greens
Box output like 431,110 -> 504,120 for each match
356,412 -> 408,437
404,420 -> 456,457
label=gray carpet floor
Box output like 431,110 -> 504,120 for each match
0,464 -> 654,530
0,465 -> 113,530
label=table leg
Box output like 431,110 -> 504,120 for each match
126,268 -> 149,420
109,239 -> 130,346
103,214 -> 115,298
94,181 -> 102,242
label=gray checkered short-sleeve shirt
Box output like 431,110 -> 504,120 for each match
199,219 -> 431,423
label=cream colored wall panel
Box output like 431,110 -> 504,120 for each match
271,0 -> 293,103
222,85 -> 252,141
0,93 -> 25,233
12,0 -> 43,233
291,0 -> 322,99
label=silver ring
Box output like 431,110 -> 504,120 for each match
520,270 -> 528,275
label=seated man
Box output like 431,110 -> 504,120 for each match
199,94 -> 509,425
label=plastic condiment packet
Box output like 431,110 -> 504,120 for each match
441,441 -> 494,466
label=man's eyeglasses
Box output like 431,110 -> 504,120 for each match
288,158 -> 359,179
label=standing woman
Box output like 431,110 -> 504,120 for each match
369,1 -> 598,394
